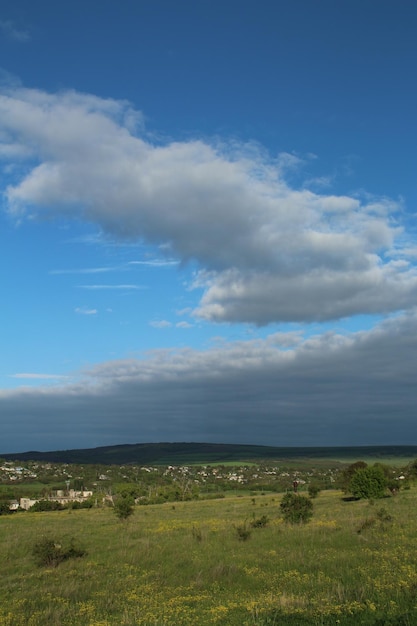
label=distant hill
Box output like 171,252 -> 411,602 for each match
2,442 -> 417,465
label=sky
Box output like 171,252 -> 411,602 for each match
1,0 -> 417,453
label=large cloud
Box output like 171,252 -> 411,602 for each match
1,312 -> 416,452
1,85 -> 415,323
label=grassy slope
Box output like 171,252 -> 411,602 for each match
2,488 -> 417,625
3,441 -> 417,465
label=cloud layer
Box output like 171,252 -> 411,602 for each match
1,86 -> 416,324
1,311 -> 416,452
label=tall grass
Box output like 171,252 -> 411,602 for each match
1,489 -> 417,624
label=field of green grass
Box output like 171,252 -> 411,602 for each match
2,488 -> 417,625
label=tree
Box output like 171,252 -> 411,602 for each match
0,501 -> 12,516
339,461 -> 368,492
280,493 -> 313,524
30,500 -> 65,512
113,495 -> 134,520
349,465 -> 387,500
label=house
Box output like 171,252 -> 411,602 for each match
20,497 -> 38,510
19,489 -> 93,510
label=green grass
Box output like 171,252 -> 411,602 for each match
2,489 -> 417,625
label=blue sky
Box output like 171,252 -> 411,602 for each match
1,1 -> 417,452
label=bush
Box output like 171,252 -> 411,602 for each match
234,522 -> 252,541
113,495 -> 134,520
68,498 -> 94,509
349,465 -> 387,500
0,502 -> 12,516
356,507 -> 394,534
250,514 -> 269,528
30,500 -> 65,512
308,484 -> 321,499
280,493 -> 313,524
32,536 -> 86,567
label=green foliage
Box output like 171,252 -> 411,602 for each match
349,465 -> 387,500
308,483 -> 321,498
250,514 -> 269,528
0,486 -> 16,500
0,487 -> 16,515
234,521 -> 252,540
68,498 -> 94,510
280,492 -> 313,524
31,536 -> 86,567
114,483 -> 142,499
356,516 -> 377,534
373,463 -> 401,495
406,458 -> 417,478
376,506 -> 393,525
30,499 -> 65,512
356,507 -> 394,534
113,495 -> 134,520
339,461 -> 368,492
0,501 -> 12,515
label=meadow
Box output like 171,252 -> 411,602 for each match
2,487 -> 417,625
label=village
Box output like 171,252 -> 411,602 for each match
0,457 -> 343,511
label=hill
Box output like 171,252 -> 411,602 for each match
2,442 -> 417,465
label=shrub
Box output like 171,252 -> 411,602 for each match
356,508 -> 394,534
349,465 -> 387,500
280,493 -> 313,524
32,536 -> 86,567
356,516 -> 377,534
68,498 -> 94,509
250,514 -> 269,528
30,500 -> 65,512
234,522 -> 252,541
308,484 -> 321,499
0,502 -> 12,516
376,507 -> 392,523
113,495 -> 134,520
406,458 -> 417,478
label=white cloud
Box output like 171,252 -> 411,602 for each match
10,373 -> 69,380
176,307 -> 193,316
149,320 -> 172,328
390,247 -> 417,259
77,284 -> 143,290
75,307 -> 97,315
176,321 -> 193,328
0,85 -> 414,324
303,175 -> 333,189
0,20 -> 30,42
50,267 -> 116,275
193,263 -> 417,324
128,259 -> 178,268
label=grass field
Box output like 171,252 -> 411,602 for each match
2,488 -> 417,625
